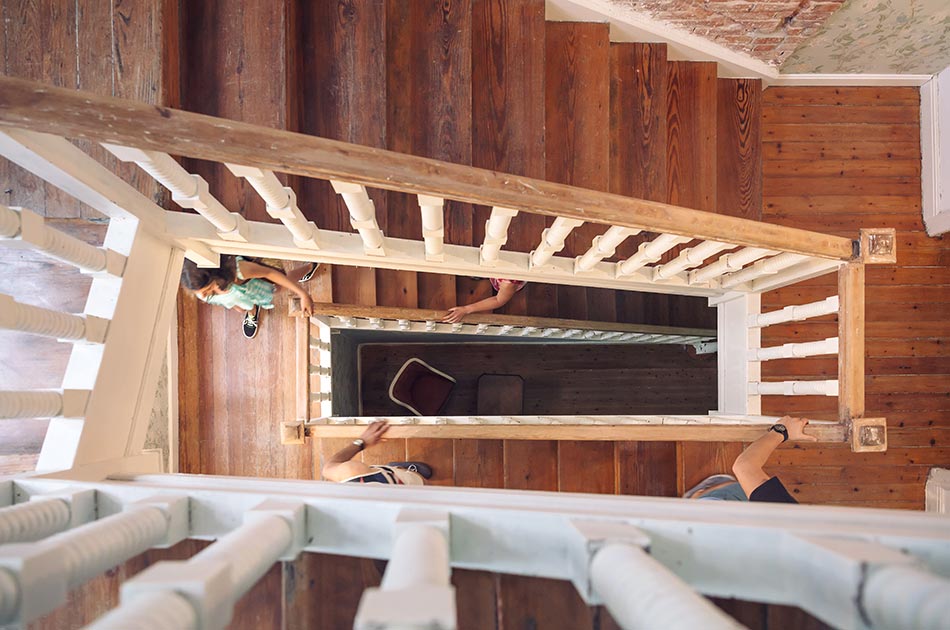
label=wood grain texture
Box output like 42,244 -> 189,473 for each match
559,441 -> 616,493
757,86 -> 940,509
544,21 -> 609,326
666,61 -> 717,213
472,0 -> 545,254
0,77 -> 859,260
717,79 -> 762,221
618,441 -> 679,496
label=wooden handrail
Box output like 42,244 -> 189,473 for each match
291,298 -> 717,337
0,77 -> 855,260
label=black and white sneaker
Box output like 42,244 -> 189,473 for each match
300,263 -> 320,283
387,461 -> 433,479
243,306 -> 261,339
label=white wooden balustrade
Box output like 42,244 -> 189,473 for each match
104,144 -> 249,242
0,473 -> 946,630
331,180 -> 386,255
0,205 -> 125,275
749,380 -> 839,396
750,296 -> 839,327
226,164 -> 320,249
688,247 -> 773,284
654,240 -> 733,280
617,233 -> 691,277
0,295 -> 108,343
575,226 -> 638,272
418,194 -> 445,262
531,217 -> 583,267
480,206 -> 518,265
720,252 -> 808,289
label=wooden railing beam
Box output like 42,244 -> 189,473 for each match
0,78 -> 856,260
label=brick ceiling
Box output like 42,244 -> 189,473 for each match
616,0 -> 847,67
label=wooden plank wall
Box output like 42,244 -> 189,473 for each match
756,86 -> 945,510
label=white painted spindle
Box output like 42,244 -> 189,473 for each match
720,252 -> 808,289
356,514 -> 454,630
425,320 -> 438,332
864,564 -> 950,630
654,240 -> 732,280
751,296 -> 839,328
749,380 -> 838,396
0,500 -> 70,545
418,194 -> 445,262
369,317 -> 383,330
475,323 -> 489,335
0,391 -> 63,419
0,505 -> 170,625
590,543 -> 742,630
16,207 -> 123,274
331,181 -> 385,255
688,247 -> 773,284
89,591 -> 197,630
0,294 -> 108,343
575,226 -> 638,272
398,319 -> 411,331
519,326 -> 538,336
0,204 -> 19,237
616,234 -> 691,277
751,337 -> 839,361
529,217 -> 583,267
480,207 -> 518,265
750,257 -> 842,293
104,144 -> 248,241
226,164 -> 320,249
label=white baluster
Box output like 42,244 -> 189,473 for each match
425,320 -> 438,332
540,328 -> 560,337
226,164 -> 320,249
355,513 -> 454,630
418,195 -> 445,262
499,325 -> 515,335
575,226 -> 639,273
750,258 -> 842,293
311,392 -> 332,402
653,240 -> 733,281
0,505 -> 171,625
720,252 -> 808,289
94,504 -> 302,630
451,323 -> 463,333
480,207 -> 518,265
519,326 -> 538,336
89,592 -> 197,630
688,247 -> 773,284
0,391 -> 63,419
0,294 -> 107,342
309,365 -> 331,377
591,543 -> 742,630
336,316 -> 356,328
331,181 -> 385,255
751,296 -> 840,328
748,380 -> 839,396
0,500 -> 71,545
0,204 -> 19,237
751,337 -> 839,361
369,317 -> 383,330
397,319 -> 411,331
1,207 -> 125,275
529,217 -> 583,267
104,144 -> 248,241
616,233 -> 691,277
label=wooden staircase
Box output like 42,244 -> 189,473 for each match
168,3 -> 778,626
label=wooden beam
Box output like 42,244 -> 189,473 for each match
304,422 -> 847,443
0,77 -> 856,260
838,263 -> 866,422
295,315 -> 310,429
293,299 -> 717,337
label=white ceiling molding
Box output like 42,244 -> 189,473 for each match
921,69 -> 950,236
771,74 -> 933,87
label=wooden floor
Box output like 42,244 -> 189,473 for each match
358,342 -> 717,417
3,0 -> 947,628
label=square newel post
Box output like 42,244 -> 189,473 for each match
712,292 -> 761,416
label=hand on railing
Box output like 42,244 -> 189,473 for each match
360,420 -> 390,447
781,416 -> 818,442
443,306 -> 471,323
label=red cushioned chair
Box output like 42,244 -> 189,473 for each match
388,358 -> 457,416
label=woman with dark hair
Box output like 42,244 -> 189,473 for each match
181,255 -> 318,338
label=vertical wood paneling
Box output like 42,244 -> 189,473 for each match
718,78 -> 763,221
667,61 -> 717,212
755,85 -> 938,511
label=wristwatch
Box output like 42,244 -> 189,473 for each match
769,424 -> 789,442
352,438 -> 366,451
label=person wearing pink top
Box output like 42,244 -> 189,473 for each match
442,278 -> 527,323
